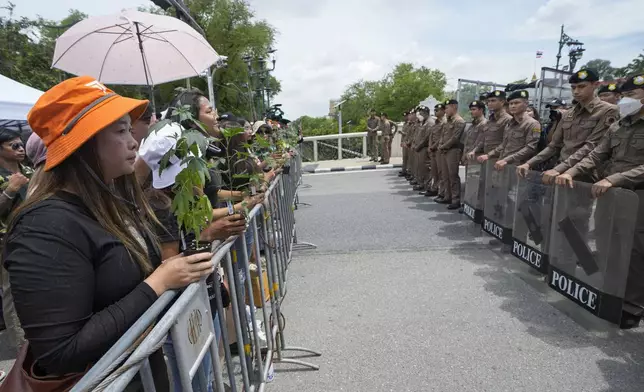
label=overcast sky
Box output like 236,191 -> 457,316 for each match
11,0 -> 644,119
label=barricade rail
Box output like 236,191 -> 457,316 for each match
71,151 -> 320,392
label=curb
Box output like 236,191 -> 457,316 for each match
304,163 -> 403,174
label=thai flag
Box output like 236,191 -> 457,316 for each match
536,51 -> 543,58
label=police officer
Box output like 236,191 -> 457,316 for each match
426,103 -> 446,197
399,110 -> 411,177
366,109 -> 381,162
527,69 -> 619,183
554,73 -> 644,328
598,83 -> 621,105
380,113 -> 397,164
406,108 -> 419,183
471,90 -> 512,160
459,100 -> 487,212
479,90 -> 541,169
437,99 -> 466,209
412,106 -> 434,191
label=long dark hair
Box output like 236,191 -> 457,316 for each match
165,88 -> 207,130
9,138 -> 160,275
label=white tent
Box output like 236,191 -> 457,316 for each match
0,74 -> 43,131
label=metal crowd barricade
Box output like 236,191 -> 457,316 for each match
71,156 -> 320,392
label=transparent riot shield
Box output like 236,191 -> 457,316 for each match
463,161 -> 486,224
510,171 -> 555,274
548,182 -> 639,324
482,162 -> 518,244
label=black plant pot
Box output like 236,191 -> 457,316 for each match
184,240 -> 211,256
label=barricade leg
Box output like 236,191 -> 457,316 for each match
212,268 -> 237,392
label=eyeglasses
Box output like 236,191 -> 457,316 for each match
9,142 -> 24,151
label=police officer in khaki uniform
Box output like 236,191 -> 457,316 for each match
380,113 -> 397,164
598,83 -> 621,105
479,90 -> 541,169
426,103 -> 446,197
554,73 -> 644,328
437,99 -> 466,209
399,110 -> 411,177
459,100 -> 487,212
412,106 -> 434,191
471,90 -> 513,160
526,69 -> 619,184
406,108 -> 419,183
366,109 -> 381,162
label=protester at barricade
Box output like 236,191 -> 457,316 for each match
517,69 -> 618,182
426,104 -> 446,198
398,111 -> 411,177
139,122 -> 260,391
411,106 -> 433,192
0,127 -> 31,355
472,90 -> 512,159
131,104 -> 155,145
478,90 -> 541,171
379,113 -> 395,165
366,109 -> 380,162
553,73 -> 644,329
437,99 -> 466,210
598,83 -> 621,105
3,77 -> 216,389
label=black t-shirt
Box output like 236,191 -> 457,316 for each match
4,191 -> 161,375
152,204 -> 221,312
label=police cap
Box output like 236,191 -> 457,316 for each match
417,105 -> 430,113
479,93 -> 489,101
569,68 -> 599,83
488,90 -> 506,99
434,103 -> 445,111
619,74 -> 644,93
597,83 -> 620,95
444,99 -> 458,106
507,90 -> 529,101
469,100 -> 485,109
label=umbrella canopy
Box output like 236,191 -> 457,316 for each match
52,10 -> 220,86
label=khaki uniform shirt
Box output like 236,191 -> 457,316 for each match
567,114 -> 644,188
463,117 -> 488,159
489,114 -> 541,164
381,120 -> 397,137
413,117 -> 435,152
475,111 -> 512,154
439,114 -> 466,150
429,117 -> 446,151
400,122 -> 411,145
529,98 -> 618,169
367,117 -> 380,133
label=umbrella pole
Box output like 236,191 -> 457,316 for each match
148,85 -> 156,113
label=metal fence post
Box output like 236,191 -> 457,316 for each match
313,140 -> 318,162
362,136 -> 367,157
338,136 -> 343,160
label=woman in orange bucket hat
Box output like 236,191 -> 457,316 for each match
1,76 -> 214,390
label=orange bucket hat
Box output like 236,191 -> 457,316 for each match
27,76 -> 149,171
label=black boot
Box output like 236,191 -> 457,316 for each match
413,185 -> 424,191
437,198 -> 451,205
447,203 -> 460,210
423,190 -> 438,197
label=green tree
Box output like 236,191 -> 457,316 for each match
614,50 -> 644,78
582,59 -> 616,80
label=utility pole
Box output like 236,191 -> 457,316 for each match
555,24 -> 585,72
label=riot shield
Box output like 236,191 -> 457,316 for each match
510,171 -> 555,274
482,162 -> 518,244
548,182 -> 639,324
463,161 -> 486,224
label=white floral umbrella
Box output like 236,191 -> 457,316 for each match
52,9 -> 220,86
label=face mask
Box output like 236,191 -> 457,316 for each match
618,97 -> 643,117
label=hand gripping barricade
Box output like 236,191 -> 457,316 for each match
462,161 -> 486,224
70,155 -> 320,392
482,161 -> 518,244
547,181 -> 639,324
510,171 -> 555,274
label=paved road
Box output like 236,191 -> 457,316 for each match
276,169 -> 644,392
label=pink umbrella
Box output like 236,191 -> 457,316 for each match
52,9 -> 220,86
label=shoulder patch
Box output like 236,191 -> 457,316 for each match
532,127 -> 541,133
606,116 -> 617,125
